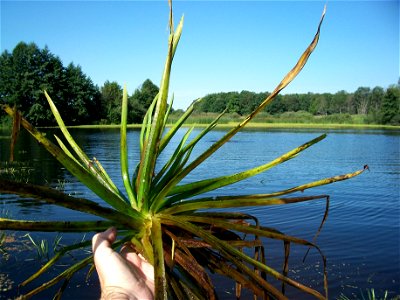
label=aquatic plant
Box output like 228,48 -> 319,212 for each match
0,3 -> 367,299
22,233 -> 63,261
338,288 -> 390,300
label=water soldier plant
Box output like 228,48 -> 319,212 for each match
0,3 -> 368,299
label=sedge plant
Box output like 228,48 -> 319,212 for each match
0,3 -> 368,300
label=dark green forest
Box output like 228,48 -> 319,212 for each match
192,85 -> 400,125
1,42 -> 399,126
0,42 -> 159,126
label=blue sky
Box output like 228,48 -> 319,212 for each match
1,1 -> 399,109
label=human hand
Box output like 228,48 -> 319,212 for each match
92,227 -> 155,300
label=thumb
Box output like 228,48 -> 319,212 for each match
92,227 -> 117,253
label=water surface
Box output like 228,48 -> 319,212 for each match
0,127 -> 399,299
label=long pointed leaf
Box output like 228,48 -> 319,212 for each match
136,14 -> 184,211
166,134 -> 326,203
22,255 -> 93,298
121,85 -> 137,208
54,135 -> 83,168
44,91 -> 91,169
44,93 -> 123,199
21,240 -> 92,286
9,105 -> 21,162
152,217 -> 167,300
163,165 -> 367,214
140,92 -> 159,153
0,179 -> 144,228
150,109 -> 225,212
153,126 -> 194,185
162,216 -> 326,299
150,8 -> 326,209
0,218 -> 116,232
162,93 -> 174,132
173,215 -> 318,247
266,165 -> 369,197
21,235 -> 132,298
163,194 -> 327,215
159,98 -> 201,153
2,104 -> 133,213
161,216 -> 287,300
136,39 -> 174,210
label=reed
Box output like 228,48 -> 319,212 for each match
0,3 -> 367,299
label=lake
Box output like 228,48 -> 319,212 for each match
0,127 -> 399,299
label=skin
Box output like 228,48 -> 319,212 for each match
92,227 -> 155,300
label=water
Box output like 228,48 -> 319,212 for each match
0,127 -> 399,299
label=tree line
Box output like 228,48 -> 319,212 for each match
193,85 -> 400,125
0,42 -> 159,126
1,42 -> 399,126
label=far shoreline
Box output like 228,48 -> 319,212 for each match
55,122 -> 400,130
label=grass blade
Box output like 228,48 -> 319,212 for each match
121,84 -> 137,208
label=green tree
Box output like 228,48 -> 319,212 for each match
266,94 -> 286,114
0,43 -> 63,119
100,81 -> 123,124
353,87 -> 371,115
236,91 -> 255,115
225,92 -> 240,114
62,63 -> 101,125
283,93 -> 301,112
370,86 -> 384,112
0,42 -> 100,126
128,79 -> 159,123
298,93 -> 313,112
381,85 -> 400,125
310,94 -> 328,115
330,90 -> 348,114
364,86 -> 385,124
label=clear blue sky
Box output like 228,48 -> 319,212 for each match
1,1 -> 399,109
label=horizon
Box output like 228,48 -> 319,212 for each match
1,1 -> 399,109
